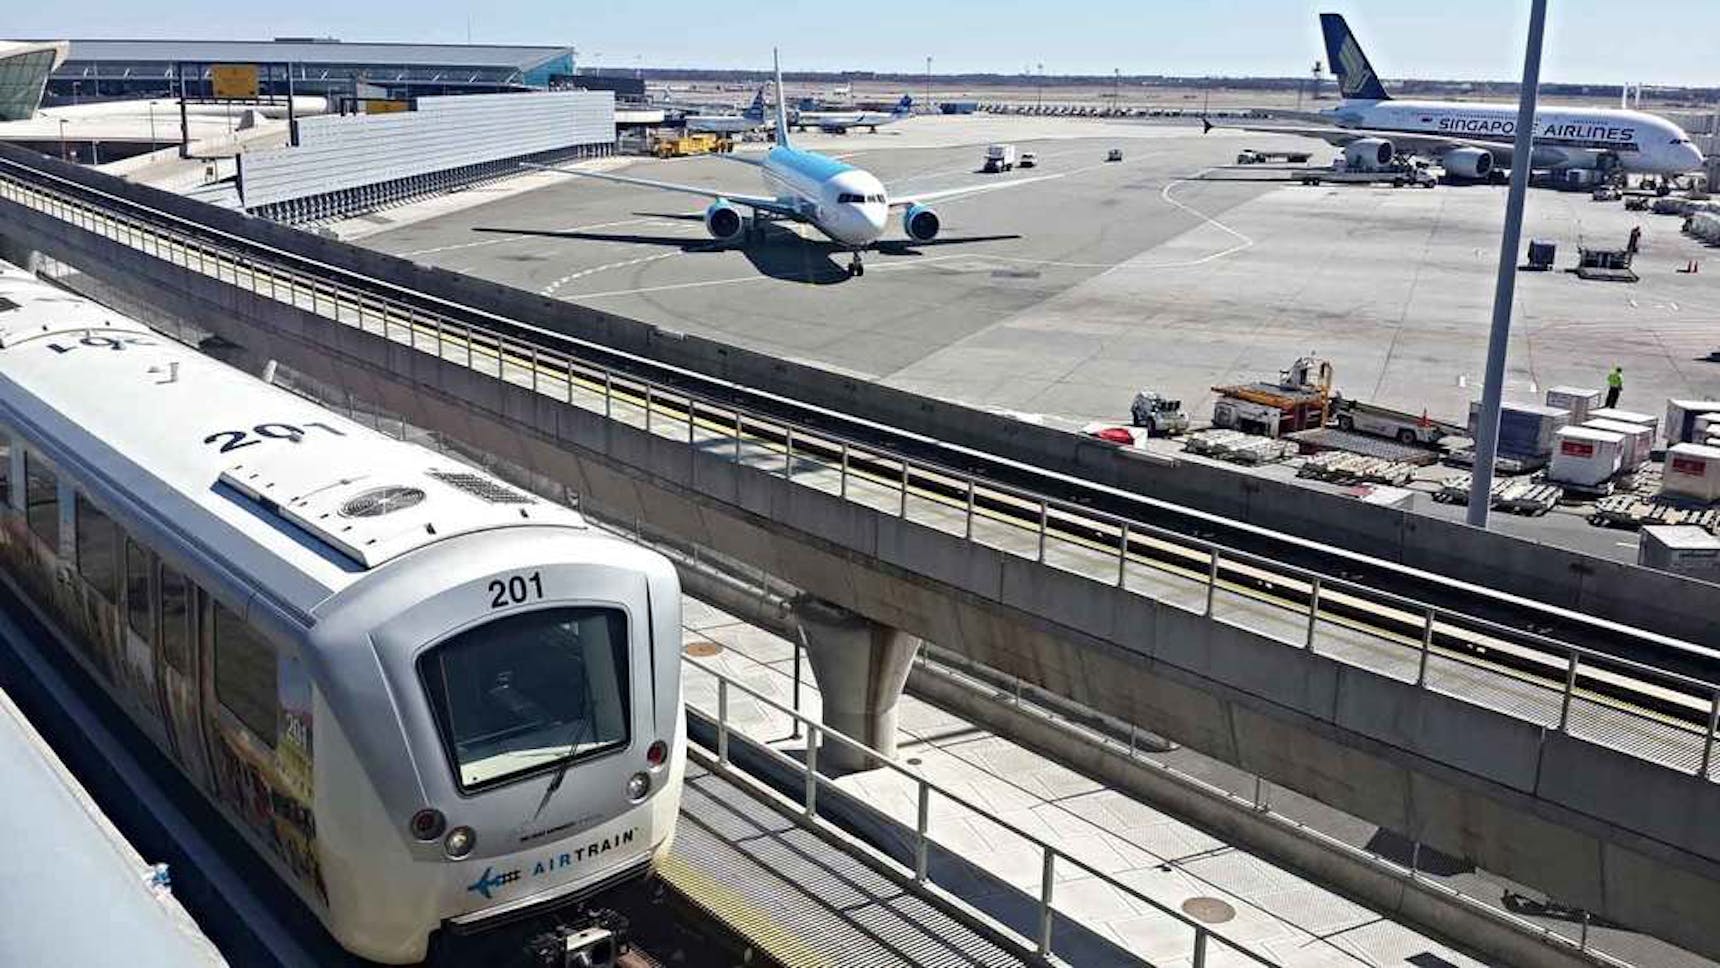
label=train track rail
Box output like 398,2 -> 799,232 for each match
3,153 -> 1719,781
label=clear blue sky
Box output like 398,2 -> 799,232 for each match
13,1 -> 1720,87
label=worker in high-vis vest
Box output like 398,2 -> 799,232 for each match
1605,366 -> 1624,409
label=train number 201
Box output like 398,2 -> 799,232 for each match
203,421 -> 347,453
489,572 -> 545,609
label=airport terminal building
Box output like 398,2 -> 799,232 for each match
0,41 -> 69,120
39,39 -> 577,102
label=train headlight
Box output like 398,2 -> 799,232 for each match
627,771 -> 651,802
646,740 -> 668,769
443,825 -> 477,859
410,808 -> 446,842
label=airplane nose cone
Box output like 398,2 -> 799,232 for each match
1682,144 -> 1706,172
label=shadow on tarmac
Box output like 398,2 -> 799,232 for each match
471,223 -> 1021,286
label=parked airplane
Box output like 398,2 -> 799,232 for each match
530,53 -> 1046,277
793,95 -> 914,134
685,87 -> 770,135
1209,13 -> 1704,178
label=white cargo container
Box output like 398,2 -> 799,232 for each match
1637,525 -> 1720,582
1662,443 -> 1720,503
1588,407 -> 1659,438
1545,386 -> 1603,424
1584,418 -> 1652,469
1548,426 -> 1625,487
1664,399 -> 1720,446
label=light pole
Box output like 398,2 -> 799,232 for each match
148,101 -> 158,152
57,119 -> 68,162
1036,62 -> 1044,109
925,56 -> 932,112
1467,0 -> 1550,527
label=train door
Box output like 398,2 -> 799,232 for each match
156,561 -> 213,792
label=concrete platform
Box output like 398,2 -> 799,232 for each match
681,599 -> 1482,968
678,597 -> 1713,968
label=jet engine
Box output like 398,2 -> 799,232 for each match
1342,138 -> 1394,171
902,204 -> 941,242
1442,147 -> 1493,180
704,199 -> 745,241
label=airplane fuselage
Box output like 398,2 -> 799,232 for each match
758,145 -> 888,246
1322,98 -> 1704,175
685,116 -> 765,134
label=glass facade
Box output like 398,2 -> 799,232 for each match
0,48 -> 60,121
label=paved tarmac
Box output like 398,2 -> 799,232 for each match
365,115 -> 1718,427
358,114 -> 1720,562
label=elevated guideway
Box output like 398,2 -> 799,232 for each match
3,144 -> 1720,958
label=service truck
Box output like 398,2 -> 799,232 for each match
983,144 -> 1017,172
1128,391 -> 1190,436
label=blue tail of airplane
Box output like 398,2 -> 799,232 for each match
1321,13 -> 1391,101
773,49 -> 793,148
893,95 -> 913,117
742,86 -> 767,121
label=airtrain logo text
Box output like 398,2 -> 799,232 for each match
465,828 -> 640,900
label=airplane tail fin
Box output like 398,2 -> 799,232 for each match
744,85 -> 766,121
773,49 -> 793,148
896,95 -> 913,116
1320,13 -> 1391,101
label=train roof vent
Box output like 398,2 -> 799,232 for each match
340,486 -> 427,518
425,470 -> 535,505
219,455 -> 524,569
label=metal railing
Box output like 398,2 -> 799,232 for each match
3,162 -> 1718,780
685,655 -> 1279,967
912,642 -> 1639,967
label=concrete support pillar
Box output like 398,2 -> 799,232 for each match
793,596 -> 920,772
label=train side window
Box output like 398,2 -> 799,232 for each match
159,565 -> 191,673
0,433 -> 9,506
74,494 -> 120,601
24,451 -> 57,548
125,539 -> 153,644
213,601 -> 277,748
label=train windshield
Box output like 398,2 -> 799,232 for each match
420,607 -> 630,792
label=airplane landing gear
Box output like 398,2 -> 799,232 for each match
847,252 -> 865,277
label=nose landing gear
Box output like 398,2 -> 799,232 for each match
847,251 -> 865,277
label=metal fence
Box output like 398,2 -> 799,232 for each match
2,159 -> 1717,786
685,655 -> 1277,967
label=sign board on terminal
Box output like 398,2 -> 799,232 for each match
211,64 -> 260,100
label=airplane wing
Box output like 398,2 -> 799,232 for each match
888,171 -> 1068,208
1204,120 -> 1512,164
522,162 -> 803,219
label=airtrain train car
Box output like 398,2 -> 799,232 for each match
0,261 -> 684,963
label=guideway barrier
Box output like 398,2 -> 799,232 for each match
7,150 -> 1720,956
0,159 -> 1715,782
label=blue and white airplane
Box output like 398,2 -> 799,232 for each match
794,95 -> 914,134
1211,13 -> 1704,178
534,52 -> 1045,277
685,87 -> 770,135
